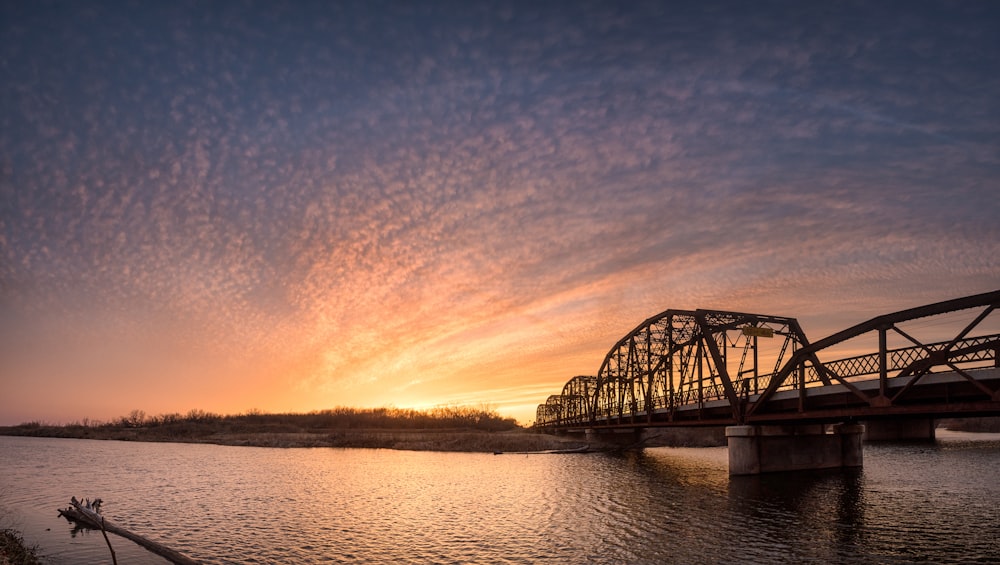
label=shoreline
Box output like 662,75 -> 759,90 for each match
0,528 -> 42,565
3,416 -> 997,453
0,426 -> 589,453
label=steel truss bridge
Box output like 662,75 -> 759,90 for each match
535,290 -> 1000,431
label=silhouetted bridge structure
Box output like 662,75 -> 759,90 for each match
534,290 -> 1000,474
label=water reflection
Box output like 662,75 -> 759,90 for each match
728,467 -> 864,521
1,435 -> 999,564
65,522 -> 92,538
727,468 -> 866,563
625,447 -> 730,491
595,449 -> 863,563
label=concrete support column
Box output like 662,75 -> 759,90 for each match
726,425 -> 763,475
863,418 -> 936,441
726,423 -> 865,475
832,423 -> 865,468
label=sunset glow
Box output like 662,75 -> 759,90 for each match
1,1 -> 998,426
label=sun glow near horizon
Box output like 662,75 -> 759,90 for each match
2,1 -> 998,427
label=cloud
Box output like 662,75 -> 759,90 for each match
1,0 -> 997,424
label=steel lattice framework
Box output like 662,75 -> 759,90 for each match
589,309 -> 808,425
535,290 -> 1000,428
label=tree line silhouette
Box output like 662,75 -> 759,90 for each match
6,405 -> 520,439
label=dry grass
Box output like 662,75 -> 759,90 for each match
0,424 -> 587,453
193,429 -> 588,452
938,417 -> 1000,433
0,529 -> 42,565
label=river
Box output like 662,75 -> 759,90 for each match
1,431 -> 998,564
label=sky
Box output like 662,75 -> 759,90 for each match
1,0 -> 998,426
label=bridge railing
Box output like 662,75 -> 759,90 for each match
806,334 -> 1000,382
741,334 -> 1000,397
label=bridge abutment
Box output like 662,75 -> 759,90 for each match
726,424 -> 865,475
863,418 -> 936,441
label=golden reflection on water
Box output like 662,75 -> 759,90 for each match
638,446 -> 731,491
1,435 -> 999,563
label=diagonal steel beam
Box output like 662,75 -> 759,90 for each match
694,312 -> 742,421
747,290 -> 1000,418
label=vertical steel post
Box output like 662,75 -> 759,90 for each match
796,341 -> 805,412
879,326 -> 888,399
668,319 -> 675,419
646,329 -> 653,423
697,341 -> 704,416
721,330 -> 727,381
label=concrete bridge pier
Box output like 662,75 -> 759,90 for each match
726,423 -> 865,475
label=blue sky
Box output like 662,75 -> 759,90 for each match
1,0 -> 997,425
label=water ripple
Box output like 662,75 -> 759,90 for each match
1,435 -> 999,563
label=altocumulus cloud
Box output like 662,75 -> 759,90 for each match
1,0 -> 997,423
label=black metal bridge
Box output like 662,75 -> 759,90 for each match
534,290 -> 1000,431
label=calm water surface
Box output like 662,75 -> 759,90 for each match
1,431 -> 998,564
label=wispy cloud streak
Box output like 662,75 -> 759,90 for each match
1,1 -> 997,424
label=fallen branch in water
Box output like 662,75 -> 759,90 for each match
98,514 -> 117,565
492,444 -> 592,455
58,497 -> 199,565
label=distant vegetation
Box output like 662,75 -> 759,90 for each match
0,406 -> 592,453
1,405 -> 519,441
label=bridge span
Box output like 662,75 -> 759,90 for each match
533,290 -> 1000,474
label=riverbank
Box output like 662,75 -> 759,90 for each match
0,425 -> 588,453
0,528 -> 42,565
5,416 -> 996,452
939,417 -> 1000,433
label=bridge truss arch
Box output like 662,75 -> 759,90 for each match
535,290 -> 1000,430
534,376 -> 596,427
591,309 -> 809,425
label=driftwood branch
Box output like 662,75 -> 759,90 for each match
98,516 -> 118,565
58,498 -> 199,565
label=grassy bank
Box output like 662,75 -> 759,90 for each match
0,406 -> 589,452
0,425 -> 587,452
0,529 -> 42,565
205,429 -> 589,451
938,417 -> 1000,433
